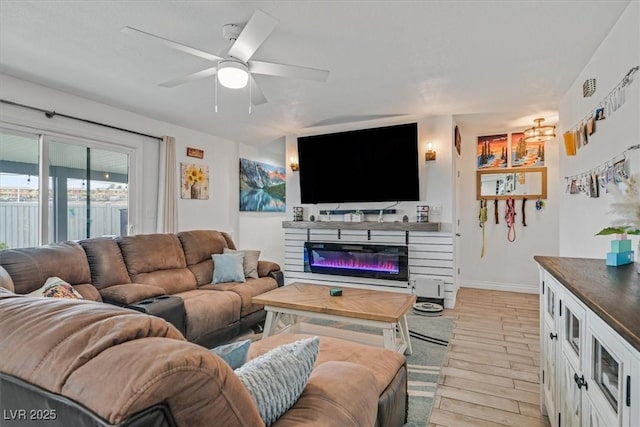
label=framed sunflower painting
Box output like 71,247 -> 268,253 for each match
181,163 -> 209,199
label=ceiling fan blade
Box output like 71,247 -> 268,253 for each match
121,26 -> 223,62
249,60 -> 330,82
227,10 -> 278,63
159,67 -> 218,88
249,75 -> 267,105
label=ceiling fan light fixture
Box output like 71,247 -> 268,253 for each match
217,59 -> 249,89
523,118 -> 556,143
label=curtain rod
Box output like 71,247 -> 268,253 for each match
0,99 -> 163,141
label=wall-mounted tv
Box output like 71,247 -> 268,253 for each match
297,122 -> 419,204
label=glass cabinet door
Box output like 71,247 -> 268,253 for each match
546,286 -> 555,319
565,306 -> 581,358
593,338 -> 620,412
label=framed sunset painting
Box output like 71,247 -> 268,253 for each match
477,134 -> 508,169
511,132 -> 545,167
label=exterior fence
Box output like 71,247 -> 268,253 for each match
0,202 -> 127,249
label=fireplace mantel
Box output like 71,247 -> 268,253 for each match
282,221 -> 440,232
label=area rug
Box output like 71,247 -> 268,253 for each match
235,313 -> 454,426
402,313 -> 454,426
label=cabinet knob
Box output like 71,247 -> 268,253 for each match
549,332 -> 558,340
574,373 -> 588,390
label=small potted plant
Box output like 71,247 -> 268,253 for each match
596,176 -> 640,268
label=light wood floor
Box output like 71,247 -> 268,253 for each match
429,288 -> 550,427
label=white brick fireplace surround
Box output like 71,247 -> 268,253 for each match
282,221 -> 456,308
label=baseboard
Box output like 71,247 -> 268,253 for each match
458,280 -> 538,294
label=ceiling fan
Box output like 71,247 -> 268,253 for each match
122,9 -> 330,106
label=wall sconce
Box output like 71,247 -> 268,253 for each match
425,143 -> 436,161
289,156 -> 299,172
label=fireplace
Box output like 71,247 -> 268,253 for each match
303,242 -> 408,281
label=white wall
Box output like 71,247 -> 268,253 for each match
558,1 -> 640,258
285,115 -> 455,228
456,126 -> 560,293
237,140 -> 286,267
0,73 -> 240,237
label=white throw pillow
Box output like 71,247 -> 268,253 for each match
28,277 -> 84,299
224,248 -> 261,279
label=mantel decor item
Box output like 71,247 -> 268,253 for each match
416,205 -> 429,223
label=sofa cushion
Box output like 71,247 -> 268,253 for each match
173,289 -> 241,342
80,237 -> 131,289
224,248 -> 260,279
178,230 -> 230,285
99,284 -> 166,305
28,276 -> 84,299
248,333 -> 406,396
272,361 -> 379,427
235,336 -> 319,426
0,241 -> 91,294
200,277 -> 278,317
118,234 -> 197,294
0,294 -> 184,391
212,253 -> 246,284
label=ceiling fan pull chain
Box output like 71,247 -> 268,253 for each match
214,74 -> 219,113
249,76 -> 252,115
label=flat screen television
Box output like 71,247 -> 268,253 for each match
297,122 -> 419,204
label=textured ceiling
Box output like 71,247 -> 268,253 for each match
0,1 -> 630,145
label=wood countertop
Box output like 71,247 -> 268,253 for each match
534,256 -> 640,353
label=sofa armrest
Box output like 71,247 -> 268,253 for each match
72,284 -> 102,301
257,261 -> 280,277
267,271 -> 284,287
0,266 -> 15,292
63,338 -> 265,427
100,284 -> 166,305
272,361 -> 379,427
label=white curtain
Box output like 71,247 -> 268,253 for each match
156,136 -> 178,233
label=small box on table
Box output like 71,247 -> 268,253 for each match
611,239 -> 632,253
606,251 -> 634,266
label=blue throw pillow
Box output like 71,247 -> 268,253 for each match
212,253 -> 245,284
210,339 -> 251,370
235,336 -> 320,426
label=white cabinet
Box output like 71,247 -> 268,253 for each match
559,291 -> 586,427
539,270 -> 639,427
584,313 -> 632,426
541,276 -> 559,426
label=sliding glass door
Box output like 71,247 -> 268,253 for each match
0,130 -> 40,248
0,128 -> 130,248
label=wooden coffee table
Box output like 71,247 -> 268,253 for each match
252,282 -> 416,354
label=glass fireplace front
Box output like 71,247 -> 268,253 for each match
304,241 -> 408,281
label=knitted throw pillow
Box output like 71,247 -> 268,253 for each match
234,336 -> 319,426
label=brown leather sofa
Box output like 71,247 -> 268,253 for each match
0,287 -> 408,426
0,230 -> 283,347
